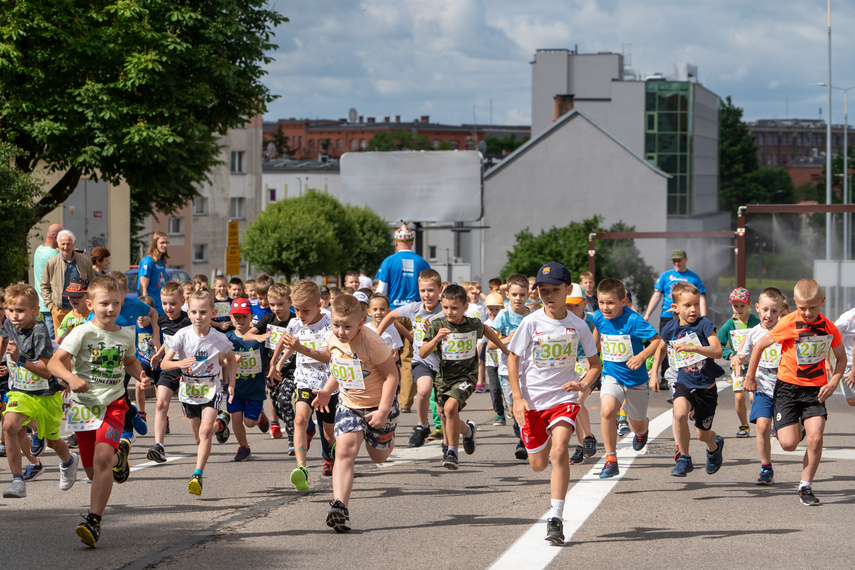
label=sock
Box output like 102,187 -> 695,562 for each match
194,468 -> 203,477
448,446 -> 458,454
761,463 -> 772,470
464,423 -> 473,438
270,420 -> 279,425
61,456 -> 74,468
88,512 -> 102,525
13,474 -> 23,481
420,424 -> 430,430
799,480 -> 811,490
548,499 -> 565,520
605,453 -> 616,461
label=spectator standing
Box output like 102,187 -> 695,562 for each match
40,230 -> 95,333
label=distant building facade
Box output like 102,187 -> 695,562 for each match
748,118 -> 855,167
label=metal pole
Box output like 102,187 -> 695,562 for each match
826,0 -> 833,260
844,90 -> 849,261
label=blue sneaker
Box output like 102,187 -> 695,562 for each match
30,433 -> 45,457
617,420 -> 631,436
121,430 -> 136,444
706,435 -> 724,474
131,404 -> 148,435
671,454 -> 694,477
756,466 -> 774,485
599,456 -> 619,478
632,431 -> 649,451
22,460 -> 44,481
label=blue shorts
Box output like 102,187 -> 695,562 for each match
749,392 -> 774,423
334,398 -> 400,450
226,397 -> 265,421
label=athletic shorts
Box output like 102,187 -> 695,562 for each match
334,398 -> 400,450
182,392 -> 223,420
673,383 -> 718,431
601,376 -> 649,422
295,387 -> 338,424
411,362 -> 437,382
434,377 -> 477,413
76,398 -> 128,468
840,366 -> 855,400
749,392 -> 774,423
141,362 -> 161,386
156,370 -> 181,393
3,391 -> 64,440
521,401 -> 580,454
226,397 -> 265,422
773,380 -> 826,430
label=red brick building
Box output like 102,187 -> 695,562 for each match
748,118 -> 855,167
263,114 -> 529,160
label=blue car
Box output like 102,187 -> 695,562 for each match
125,267 -> 192,300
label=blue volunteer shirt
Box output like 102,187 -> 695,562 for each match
88,296 -> 151,328
138,255 -> 168,315
660,316 -> 724,390
593,307 -> 657,386
375,251 -> 431,308
654,269 -> 705,319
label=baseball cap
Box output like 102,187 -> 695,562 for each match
671,248 -> 687,260
229,298 -> 252,315
394,222 -> 414,242
354,291 -> 370,305
484,293 -> 504,307
532,262 -> 573,290
320,286 -> 330,295
63,277 -> 89,297
565,283 -> 586,305
729,287 -> 750,304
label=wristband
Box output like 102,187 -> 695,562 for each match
17,357 -> 26,367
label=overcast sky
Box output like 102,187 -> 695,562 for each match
263,0 -> 855,127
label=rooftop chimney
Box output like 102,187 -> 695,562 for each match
395,115 -> 401,123
420,115 -> 430,124
367,117 -> 375,123
553,95 -> 575,121
358,116 -> 364,123
384,117 -> 390,123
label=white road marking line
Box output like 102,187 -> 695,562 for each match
771,440 -> 855,461
488,408 -> 674,569
378,442 -> 445,466
130,456 -> 185,472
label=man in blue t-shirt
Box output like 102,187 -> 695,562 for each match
374,223 -> 431,308
644,249 -> 707,330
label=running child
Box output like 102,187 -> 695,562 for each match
592,279 -> 661,478
133,295 -> 160,429
833,302 -> 855,407
229,278 -> 244,301
272,280 -> 333,491
2,284 -> 78,499
48,276 -> 150,547
735,287 -> 784,485
376,269 -> 443,448
211,275 -> 233,332
565,284 -> 600,465
251,274 -> 274,325
366,294 -> 408,359
744,279 -> 845,505
311,294 -> 400,533
482,293 -> 506,426
245,279 -> 258,304
508,263 -> 602,545
717,287 -> 759,438
159,289 -> 236,495
56,277 -> 91,343
225,298 -> 270,461
579,270 -> 597,315
650,282 -> 725,478
420,284 -> 507,469
147,282 -> 191,462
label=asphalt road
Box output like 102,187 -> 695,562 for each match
3,379 -> 855,569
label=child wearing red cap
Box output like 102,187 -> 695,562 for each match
717,287 -> 759,438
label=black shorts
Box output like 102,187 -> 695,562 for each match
411,362 -> 437,382
673,383 -> 718,431
295,387 -> 338,424
182,393 -> 222,420
773,381 -> 827,430
156,369 -> 181,393
141,362 -> 160,385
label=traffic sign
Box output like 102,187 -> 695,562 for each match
226,248 -> 241,275
227,221 -> 239,249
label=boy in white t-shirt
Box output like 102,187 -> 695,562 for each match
366,294 -> 407,359
482,293 -> 505,425
508,263 -> 602,546
160,290 -> 236,496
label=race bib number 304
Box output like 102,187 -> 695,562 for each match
442,331 -> 477,361
330,354 -> 365,390
533,333 -> 578,369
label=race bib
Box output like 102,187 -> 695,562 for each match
485,349 -> 499,367
297,331 -> 326,365
442,331 -> 477,361
237,349 -> 262,376
137,332 -> 155,359
330,354 -> 365,390
179,375 -> 216,404
729,329 -> 749,351
66,399 -> 106,432
266,325 -> 287,350
413,319 -> 428,349
533,333 -> 578,369
575,358 -> 589,377
601,334 -> 633,363
668,332 -> 706,369
164,334 -> 179,361
759,343 -> 782,368
8,361 -> 49,392
213,301 -> 231,319
796,335 -> 831,366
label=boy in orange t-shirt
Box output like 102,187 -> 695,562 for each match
745,279 -> 845,506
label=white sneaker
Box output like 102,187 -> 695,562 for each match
59,453 -> 79,491
3,478 -> 26,498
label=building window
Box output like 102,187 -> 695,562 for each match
466,140 -> 475,150
168,216 -> 184,236
429,246 -> 437,259
230,151 -> 245,173
309,140 -> 315,153
230,197 -> 246,219
360,139 -> 367,149
433,140 -> 442,149
350,139 -> 358,151
193,244 -> 207,262
193,196 -> 208,215
450,141 -> 459,149
269,188 -> 276,202
337,139 -> 343,151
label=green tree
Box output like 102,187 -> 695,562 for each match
0,143 -> 47,286
0,1 -> 286,257
484,134 -> 529,155
271,128 -> 292,158
749,166 -> 797,204
719,96 -> 762,213
344,205 -> 394,276
500,217 -> 656,307
366,130 -> 452,151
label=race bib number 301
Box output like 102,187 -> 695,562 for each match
533,333 -> 578,369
